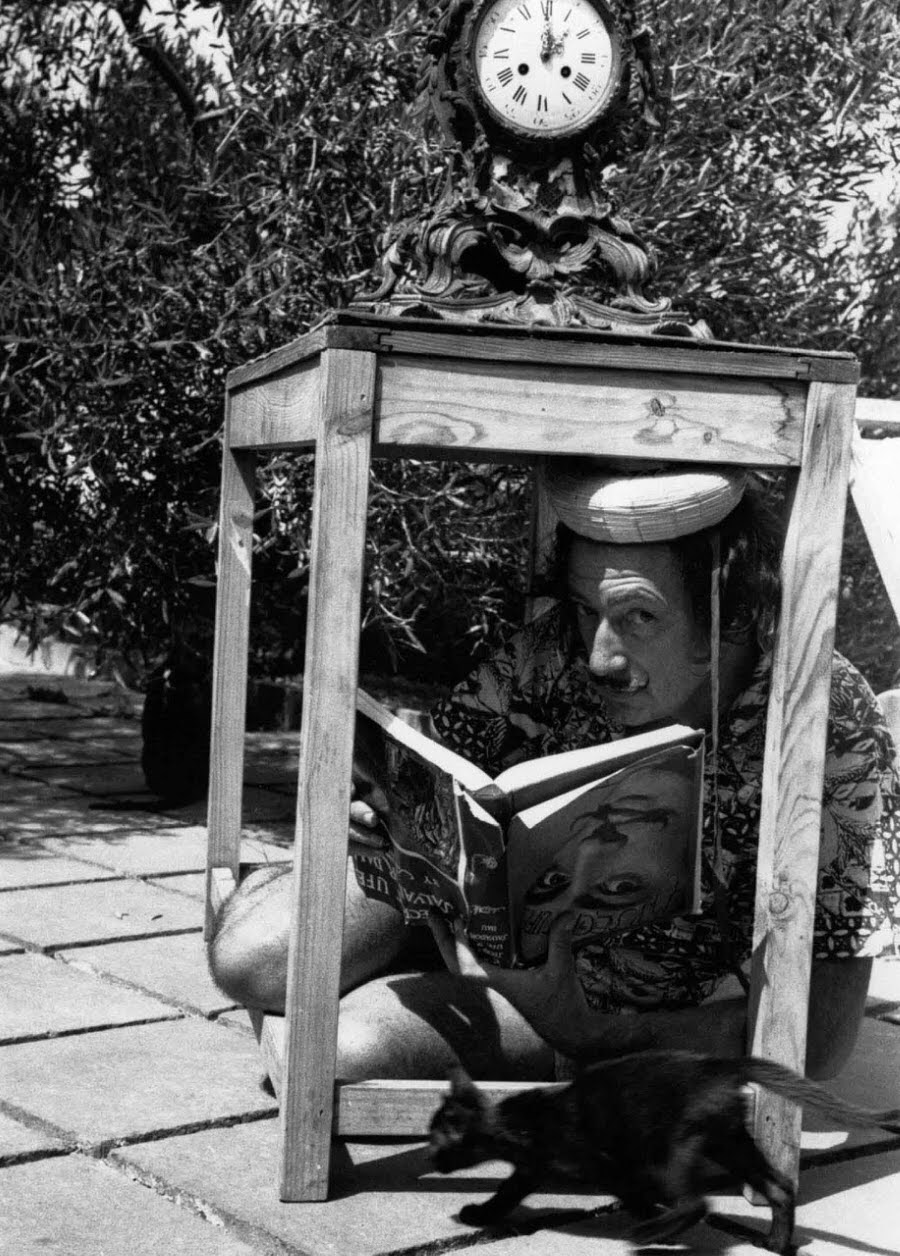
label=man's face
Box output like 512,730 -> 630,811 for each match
566,536 -> 710,729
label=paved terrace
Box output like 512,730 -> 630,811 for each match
1,671 -> 899,1256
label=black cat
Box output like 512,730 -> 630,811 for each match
429,1048 -> 900,1253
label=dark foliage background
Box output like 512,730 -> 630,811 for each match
1,0 -> 899,690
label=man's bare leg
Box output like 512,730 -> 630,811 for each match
208,860 -> 409,1012
208,860 -> 554,1080
336,970 -> 555,1081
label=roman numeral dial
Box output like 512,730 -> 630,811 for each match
470,0 -> 621,142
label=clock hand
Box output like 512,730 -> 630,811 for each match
541,23 -> 567,61
540,23 -> 554,61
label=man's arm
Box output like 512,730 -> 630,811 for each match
430,914 -> 872,1079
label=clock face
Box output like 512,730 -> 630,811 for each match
470,0 -> 622,141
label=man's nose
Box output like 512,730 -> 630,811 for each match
589,621 -> 629,678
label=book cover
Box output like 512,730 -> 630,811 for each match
350,689 -> 704,967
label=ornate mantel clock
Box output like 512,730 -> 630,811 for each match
355,0 -> 703,334
464,0 -> 627,152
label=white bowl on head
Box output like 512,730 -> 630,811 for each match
542,459 -> 748,543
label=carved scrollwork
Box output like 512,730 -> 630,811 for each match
352,0 -> 704,336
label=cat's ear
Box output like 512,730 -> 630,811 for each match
447,1065 -> 479,1103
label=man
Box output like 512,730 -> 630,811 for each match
208,462 -> 899,1082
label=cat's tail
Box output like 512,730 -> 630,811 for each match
738,1057 -> 900,1133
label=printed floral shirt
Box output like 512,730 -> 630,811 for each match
431,605 -> 900,1013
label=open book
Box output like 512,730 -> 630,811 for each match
350,689 -> 705,967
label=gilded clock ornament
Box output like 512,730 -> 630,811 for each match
353,0 -> 706,337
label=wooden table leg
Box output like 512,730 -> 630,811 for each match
748,380 -> 857,1187
205,428 -> 256,937
278,348 -> 377,1201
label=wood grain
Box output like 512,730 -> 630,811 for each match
376,355 -> 807,466
229,356 -> 321,449
850,430 -> 900,625
205,434 -> 255,937
242,1013 -> 560,1136
381,328 -> 857,383
335,1079 -> 562,1136
278,348 -> 377,1202
226,324 -> 381,391
224,311 -> 858,394
208,864 -> 235,907
747,380 -> 857,1188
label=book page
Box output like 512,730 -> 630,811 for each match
505,743 -> 705,964
355,688 -> 492,793
493,723 -> 703,815
351,696 -> 508,962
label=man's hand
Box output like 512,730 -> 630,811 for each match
348,778 -> 390,850
428,911 -> 600,1055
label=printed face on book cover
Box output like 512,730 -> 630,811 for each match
518,756 -> 696,961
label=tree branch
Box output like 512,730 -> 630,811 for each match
115,1 -> 201,131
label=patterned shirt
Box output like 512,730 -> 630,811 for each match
432,604 -> 900,1013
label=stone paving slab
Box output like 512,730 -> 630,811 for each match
30,716 -> 143,744
0,952 -> 180,1041
15,760 -> 153,796
0,1018 -> 276,1145
0,718 -> 79,742
0,787 -> 182,838
0,878 -> 202,949
0,699 -> 92,721
162,787 -> 295,827
867,962 -> 900,1003
0,843 -> 120,888
41,827 -> 210,875
59,932 -> 238,1018
2,1153 -> 265,1256
867,955 -> 900,1018
240,819 -> 295,844
0,736 -> 139,766
245,731 -> 301,754
801,1016 -> 900,1153
0,673 -> 133,705
451,1207 -> 759,1254
112,1120 -> 605,1256
711,1145 -> 900,1255
0,1112 -> 71,1162
243,761 -> 298,789
0,773 -> 77,806
38,828 -> 291,876
147,872 -> 206,899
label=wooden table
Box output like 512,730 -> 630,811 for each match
204,311 -> 858,1201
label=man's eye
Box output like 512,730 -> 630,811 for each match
625,608 -> 656,628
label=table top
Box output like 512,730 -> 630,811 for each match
227,309 -> 859,393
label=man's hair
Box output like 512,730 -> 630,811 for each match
539,476 -> 784,651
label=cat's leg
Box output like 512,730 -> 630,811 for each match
629,1198 -> 708,1246
459,1169 -> 535,1226
627,1135 -> 708,1246
711,1126 -> 795,1255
